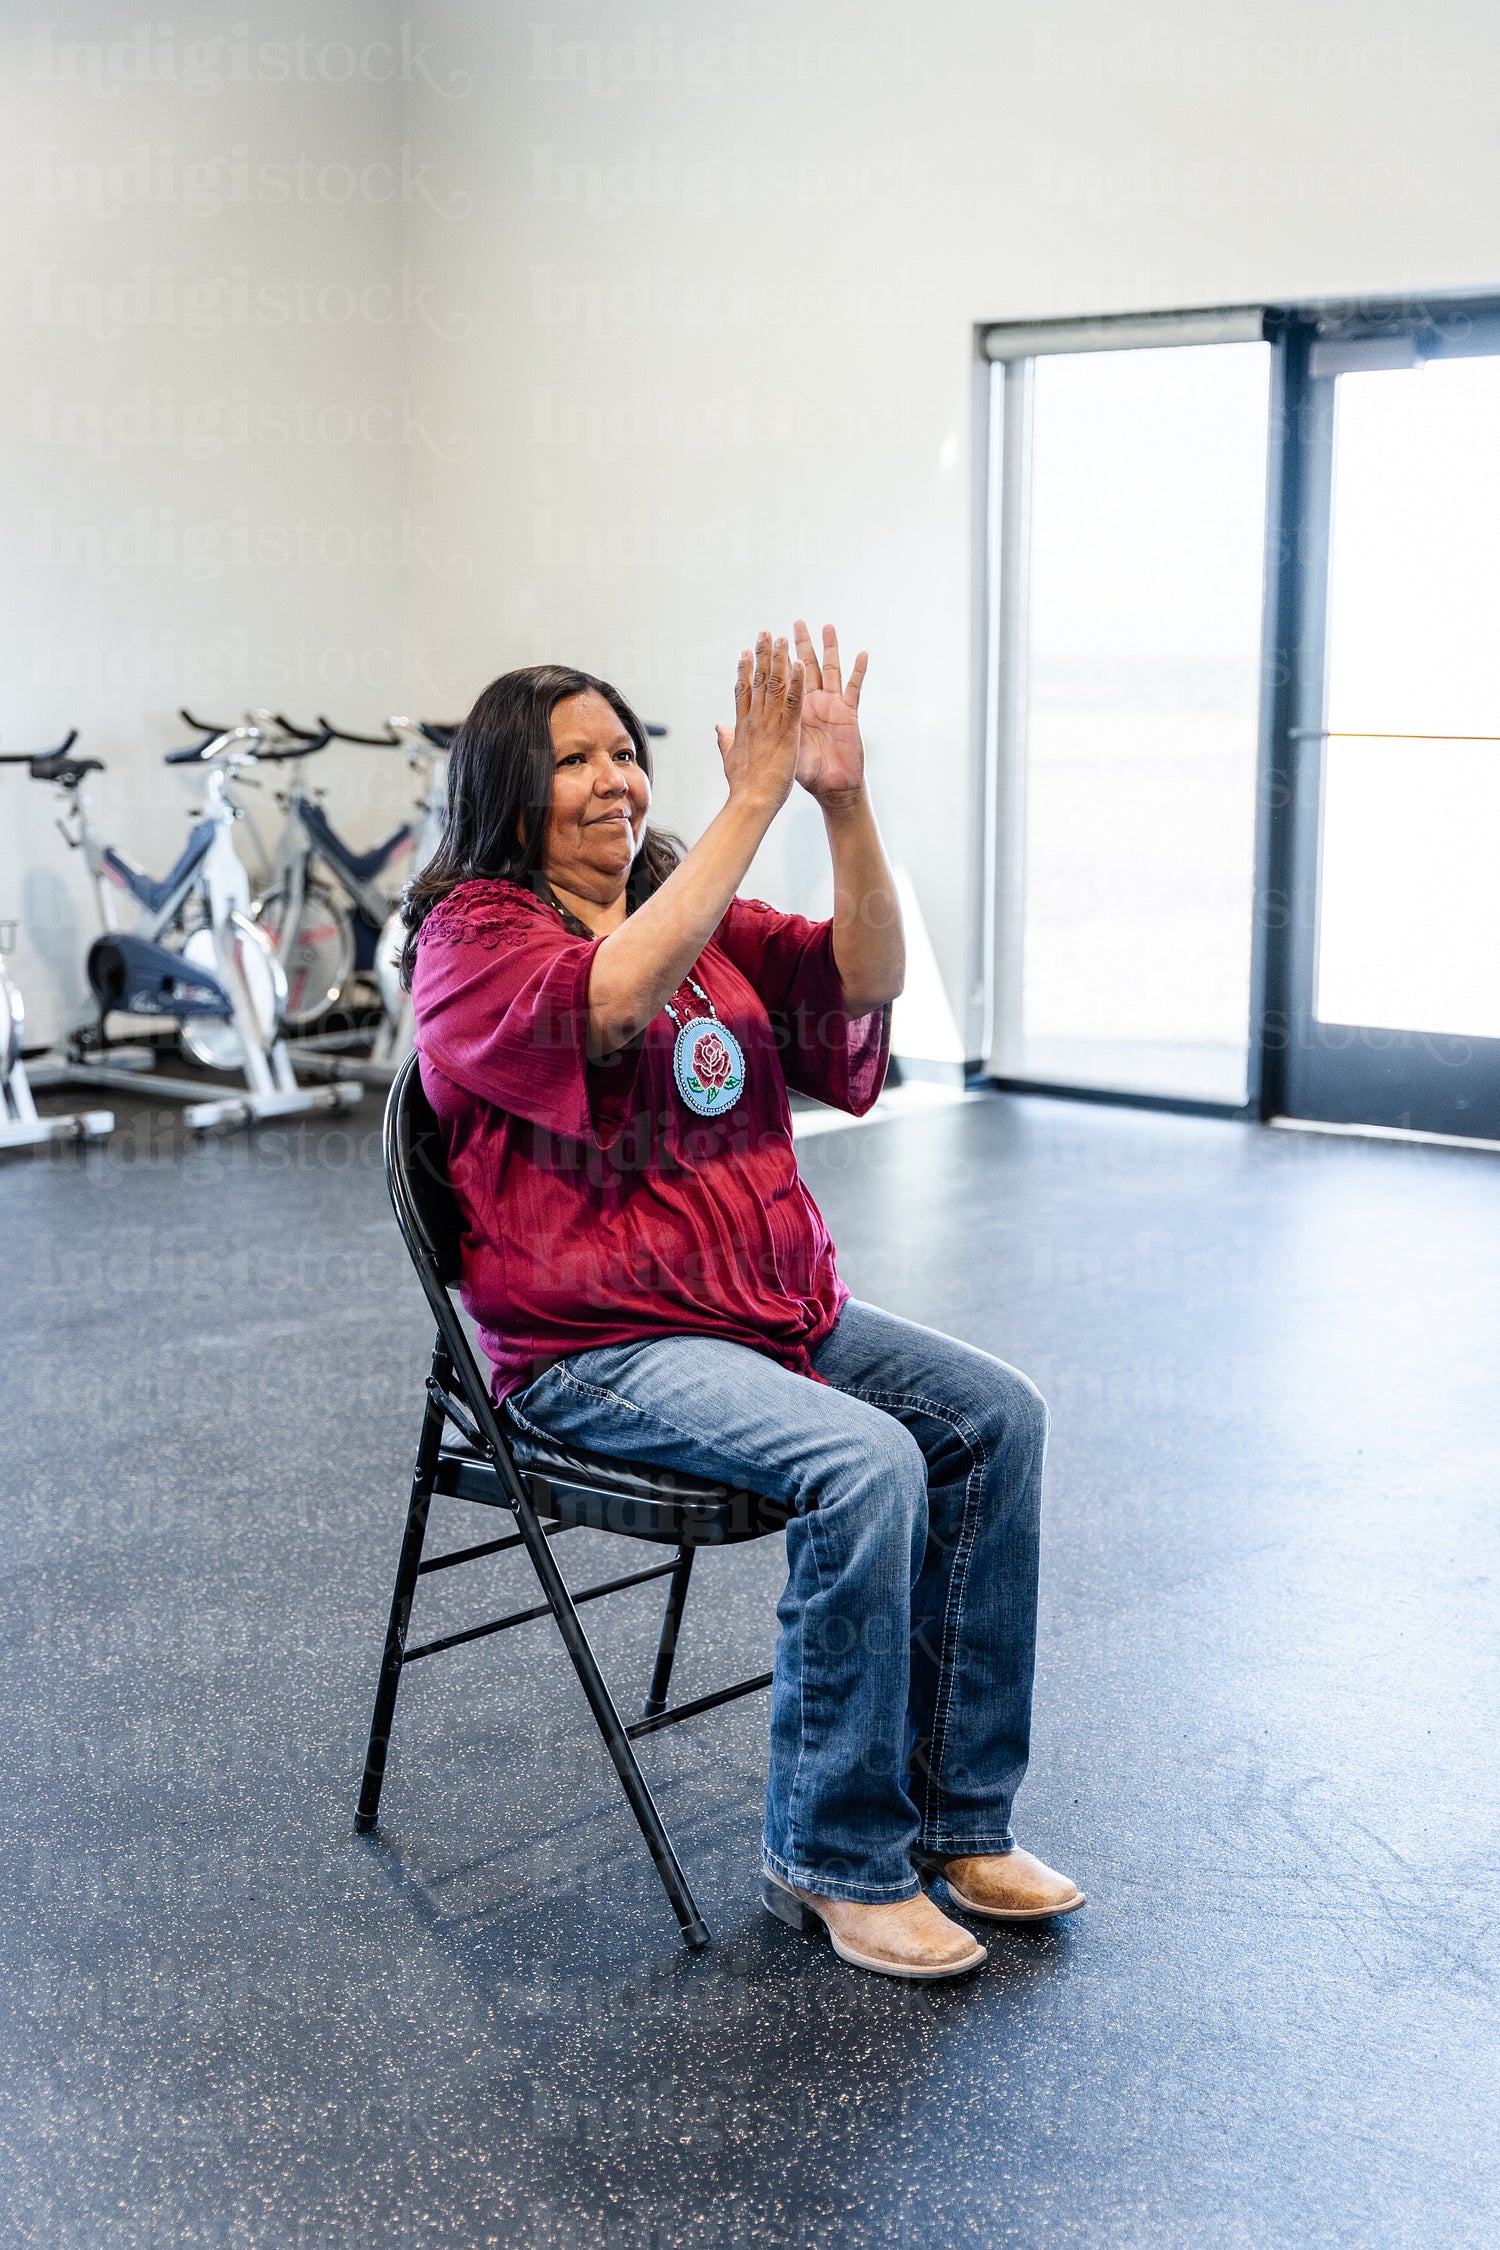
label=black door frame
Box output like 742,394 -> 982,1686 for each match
1252,295 -> 1500,1140
978,291 -> 1500,1138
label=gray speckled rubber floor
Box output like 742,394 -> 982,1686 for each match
2,1089 -> 1498,2247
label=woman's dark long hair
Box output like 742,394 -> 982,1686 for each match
399,664 -> 681,986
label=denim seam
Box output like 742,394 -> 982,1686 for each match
829,1383 -> 990,1846
503,1396 -> 549,1443
912,1840 -> 1016,1864
779,1501 -> 830,1873
928,1446 -> 987,1842
761,1848 -> 920,1905
552,1363 -> 647,1413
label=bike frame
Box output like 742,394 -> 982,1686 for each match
273,717 -> 449,1084
264,775 -> 403,948
55,770 -> 122,937
238,711 -> 424,986
368,725 -> 448,1074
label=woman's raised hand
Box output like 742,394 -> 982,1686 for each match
790,621 -> 868,804
589,619 -> 892,1056
715,632 -> 805,817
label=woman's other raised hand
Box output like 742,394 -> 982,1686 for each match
715,632 -> 805,817
791,621 -> 868,805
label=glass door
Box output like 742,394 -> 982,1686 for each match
985,332 -> 1272,1106
1278,346 -> 1500,1138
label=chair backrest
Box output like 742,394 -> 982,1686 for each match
384,1050 -> 464,1293
385,1049 -> 538,1510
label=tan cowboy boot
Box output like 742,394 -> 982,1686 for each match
933,1846 -> 1085,1921
762,1872 -> 987,1978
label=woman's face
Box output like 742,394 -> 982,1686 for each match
541,690 -> 652,901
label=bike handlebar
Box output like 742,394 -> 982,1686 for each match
316,714 -> 457,751
165,729 -> 240,764
316,716 -> 660,747
171,709 -> 333,765
0,730 -> 80,764
1,730 -> 105,783
165,722 -> 275,765
256,722 -> 334,761
315,715 -> 402,747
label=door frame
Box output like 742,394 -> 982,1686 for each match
1254,298 -> 1500,1139
976,290 -> 1500,1141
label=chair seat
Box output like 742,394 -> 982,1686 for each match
432,1427 -> 791,1547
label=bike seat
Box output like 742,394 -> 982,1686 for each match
0,731 -> 99,785
102,820 -> 214,915
30,751 -> 103,784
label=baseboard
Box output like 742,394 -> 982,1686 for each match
889,1055 -> 967,1089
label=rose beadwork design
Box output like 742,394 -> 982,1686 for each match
693,1032 -> 733,1090
672,1016 -> 745,1117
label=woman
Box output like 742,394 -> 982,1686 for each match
404,624 -> 1082,1979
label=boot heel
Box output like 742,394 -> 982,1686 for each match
761,1875 -> 822,1935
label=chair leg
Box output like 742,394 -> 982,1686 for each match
355,1355 -> 447,1835
503,1482 -> 711,1951
642,1547 -> 695,1719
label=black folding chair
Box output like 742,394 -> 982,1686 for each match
356,1052 -> 792,1951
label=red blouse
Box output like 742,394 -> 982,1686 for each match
412,878 -> 890,1400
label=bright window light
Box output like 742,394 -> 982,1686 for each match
1017,342 -> 1271,1103
1316,357 -> 1500,1039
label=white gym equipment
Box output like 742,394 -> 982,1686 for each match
1,743 -> 116,1151
19,725 -> 362,1136
238,712 -> 452,1089
0,935 -> 114,1155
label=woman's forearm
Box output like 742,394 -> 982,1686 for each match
584,631 -> 803,1057
822,786 -> 905,1014
586,792 -> 775,1056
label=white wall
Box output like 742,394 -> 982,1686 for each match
402,0 -> 1500,1060
1,0 -> 422,1040
7,0 -> 1498,1050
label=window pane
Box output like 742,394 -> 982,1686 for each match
1016,342 -> 1270,1102
1315,358 -> 1500,1038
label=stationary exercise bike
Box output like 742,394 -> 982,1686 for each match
21,723 -> 362,1134
192,706 -> 446,1033
233,711 -> 453,1084
0,948 -> 113,1152
315,713 -> 453,1080
0,738 -> 115,1151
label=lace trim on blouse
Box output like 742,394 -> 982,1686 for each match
418,879 -> 564,951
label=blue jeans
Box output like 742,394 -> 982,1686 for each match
506,1299 -> 1048,1904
